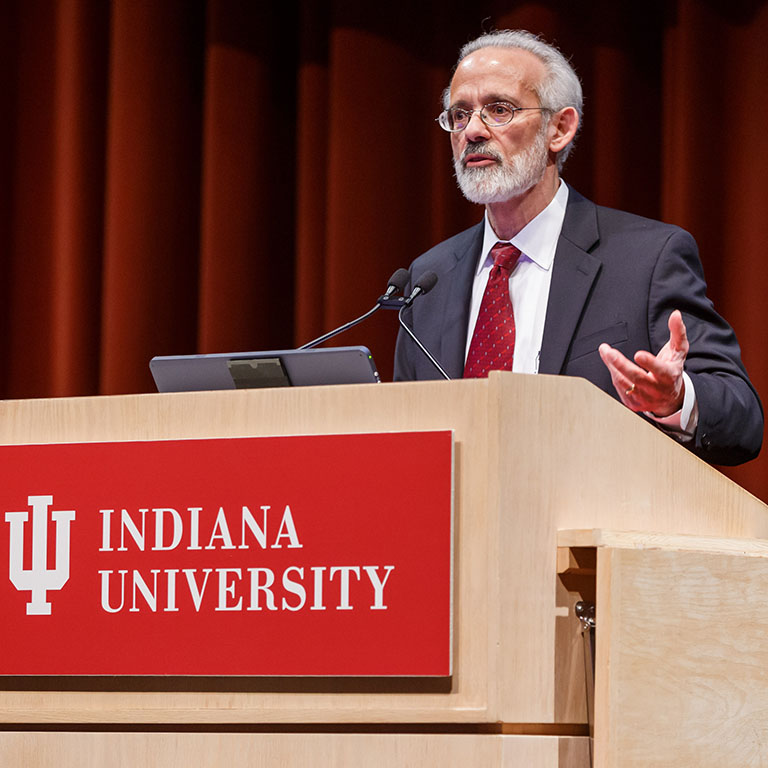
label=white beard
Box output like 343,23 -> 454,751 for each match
453,125 -> 549,204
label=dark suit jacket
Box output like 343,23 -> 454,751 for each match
394,187 -> 763,465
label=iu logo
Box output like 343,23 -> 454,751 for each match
5,495 -> 76,615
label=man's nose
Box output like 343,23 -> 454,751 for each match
463,110 -> 491,142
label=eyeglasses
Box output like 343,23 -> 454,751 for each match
437,102 -> 550,133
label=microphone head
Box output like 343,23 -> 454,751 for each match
416,271 -> 438,295
388,268 -> 410,292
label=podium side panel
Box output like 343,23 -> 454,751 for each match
594,545 -> 768,766
491,372 -> 768,725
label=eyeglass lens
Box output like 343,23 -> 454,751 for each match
447,103 -> 516,131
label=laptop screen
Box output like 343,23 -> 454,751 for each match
149,346 -> 380,393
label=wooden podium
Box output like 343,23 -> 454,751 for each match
2,373 -> 768,767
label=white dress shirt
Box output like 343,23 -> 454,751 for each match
465,182 -> 568,372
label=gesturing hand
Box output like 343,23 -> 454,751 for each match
598,310 -> 688,417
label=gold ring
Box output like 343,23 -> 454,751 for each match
625,383 -> 636,396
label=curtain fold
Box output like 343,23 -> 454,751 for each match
50,0 -> 109,397
661,0 -> 768,493
100,0 -> 205,394
2,0 -> 767,498
199,0 -> 298,356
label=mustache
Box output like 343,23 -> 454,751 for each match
460,141 -> 503,164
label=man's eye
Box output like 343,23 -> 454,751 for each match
488,104 -> 513,118
451,109 -> 469,123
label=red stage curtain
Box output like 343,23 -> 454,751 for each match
1,0 -> 767,497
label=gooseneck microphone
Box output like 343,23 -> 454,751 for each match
381,268 -> 410,301
403,270 -> 438,307
397,271 -> 451,380
299,268 -> 451,382
299,268 -> 411,350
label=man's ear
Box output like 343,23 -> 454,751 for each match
548,106 -> 579,153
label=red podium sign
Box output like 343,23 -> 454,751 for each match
0,431 -> 453,676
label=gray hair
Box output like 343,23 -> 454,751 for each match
444,30 -> 583,170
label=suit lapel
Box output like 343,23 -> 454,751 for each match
538,189 -> 602,375
437,223 -> 484,378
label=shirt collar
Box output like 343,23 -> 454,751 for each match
477,180 -> 570,275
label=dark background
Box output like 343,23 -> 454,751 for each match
2,0 -> 767,498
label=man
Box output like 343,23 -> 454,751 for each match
393,29 -> 762,466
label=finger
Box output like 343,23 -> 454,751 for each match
632,352 -> 683,408
633,349 -> 679,382
602,344 -> 676,409
601,344 -> 684,415
667,310 -> 689,356
599,344 -> 646,409
599,343 -> 648,381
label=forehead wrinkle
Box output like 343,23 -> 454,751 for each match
449,81 -> 539,110
450,92 -> 522,109
450,48 -> 545,106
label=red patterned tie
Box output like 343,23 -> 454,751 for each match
463,241 -> 521,378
